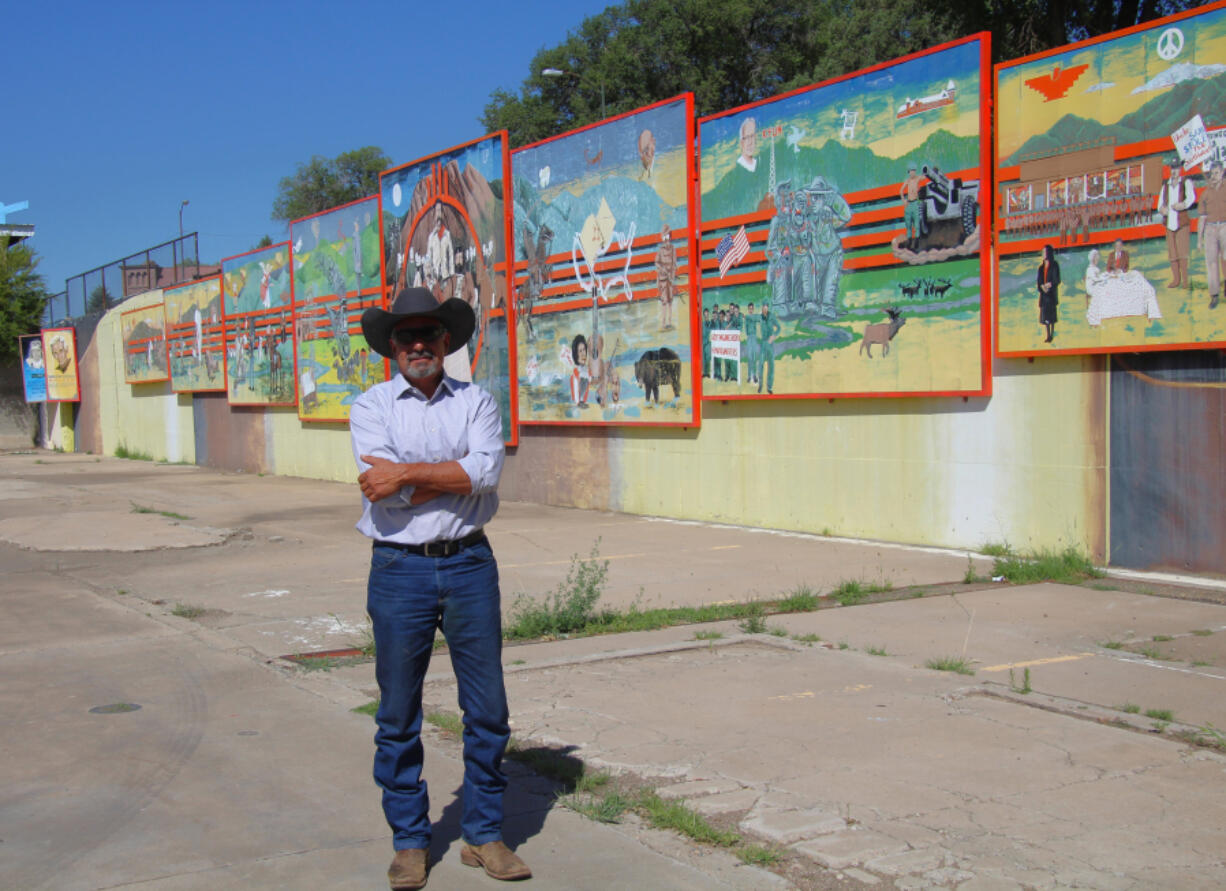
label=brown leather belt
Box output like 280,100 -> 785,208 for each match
373,530 -> 487,557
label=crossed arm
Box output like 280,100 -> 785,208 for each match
357,456 -> 470,504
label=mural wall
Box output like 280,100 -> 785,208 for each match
511,95 -> 700,425
221,243 -> 296,406
380,134 -> 517,444
698,35 -> 991,399
121,303 -> 168,385
996,2 -> 1226,355
290,196 -> 387,422
165,276 -> 225,393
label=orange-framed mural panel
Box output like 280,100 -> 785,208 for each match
510,94 -> 701,426
165,275 -> 226,393
995,1 -> 1226,356
121,303 -> 169,385
379,132 -> 518,445
290,195 -> 387,422
221,242 -> 297,407
697,34 -> 993,399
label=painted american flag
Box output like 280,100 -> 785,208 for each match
716,225 -> 750,279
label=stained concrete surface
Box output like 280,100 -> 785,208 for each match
2,452 -> 1225,890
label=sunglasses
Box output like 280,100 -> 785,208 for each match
390,324 -> 447,346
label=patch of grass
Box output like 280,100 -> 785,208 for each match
1101,640 -> 1124,650
980,541 -> 1015,557
737,845 -> 783,866
170,602 -> 206,619
1144,708 -> 1174,722
791,633 -> 821,643
130,502 -> 191,520
1152,634 -> 1173,642
837,641 -> 849,650
829,578 -> 891,606
1139,645 -> 1173,660
925,656 -> 975,675
1192,629 -> 1214,637
115,443 -> 154,461
1119,703 -> 1141,714
768,626 -> 788,637
562,787 -> 632,823
504,539 -> 610,640
738,605 -> 767,634
1192,660 -> 1212,667
1009,667 -> 1033,694
693,630 -> 723,641
510,658 -> 527,665
991,546 -> 1104,584
637,791 -> 740,847
776,585 -> 819,613
425,710 -> 464,736
353,699 -> 379,717
866,645 -> 888,656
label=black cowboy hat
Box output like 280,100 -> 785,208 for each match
361,287 -> 475,358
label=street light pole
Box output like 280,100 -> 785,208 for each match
179,200 -> 189,238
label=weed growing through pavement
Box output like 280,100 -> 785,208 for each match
693,630 -> 723,641
1152,634 -> 1173,642
130,502 -> 190,520
1145,708 -> 1174,722
830,578 -> 891,606
926,656 -> 975,675
505,540 -> 610,639
353,700 -> 379,717
791,633 -> 821,644
511,658 -> 527,665
425,710 -> 464,736
1119,703 -> 1141,714
776,585 -> 819,612
115,443 -> 155,461
1101,640 -> 1124,649
1139,644 -> 1172,660
1192,629 -> 1214,637
866,646 -> 888,656
1009,667 -> 1032,694
737,845 -> 783,866
637,791 -> 740,846
837,641 -> 849,650
738,604 -> 768,634
991,546 -> 1103,584
768,626 -> 788,637
1192,659 -> 1212,667
963,557 -> 981,584
171,602 -> 206,619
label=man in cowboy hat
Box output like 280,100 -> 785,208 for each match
350,287 -> 529,889
1158,156 -> 1197,288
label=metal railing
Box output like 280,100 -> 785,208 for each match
55,233 -> 204,323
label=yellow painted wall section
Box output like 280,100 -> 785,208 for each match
265,411 -> 355,484
611,356 -> 1107,558
98,291 -> 196,464
48,401 -> 74,451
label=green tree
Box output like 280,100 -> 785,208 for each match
271,146 -> 391,225
481,0 -> 1196,147
254,234 -> 274,249
0,238 -> 50,362
87,284 -> 113,314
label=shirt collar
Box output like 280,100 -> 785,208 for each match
393,370 -> 457,402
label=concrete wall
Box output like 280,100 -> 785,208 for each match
61,293 -> 1203,570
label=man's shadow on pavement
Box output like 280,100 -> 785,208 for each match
429,744 -> 587,863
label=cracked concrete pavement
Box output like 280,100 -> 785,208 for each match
2,452 -> 1225,889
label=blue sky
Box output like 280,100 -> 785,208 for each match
4,0 -> 612,314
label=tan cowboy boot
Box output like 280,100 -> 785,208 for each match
388,848 -> 429,890
460,840 -> 532,881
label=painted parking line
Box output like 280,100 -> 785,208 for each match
980,653 -> 1096,673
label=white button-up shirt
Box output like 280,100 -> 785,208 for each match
349,372 -> 504,544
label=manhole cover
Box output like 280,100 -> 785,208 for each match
89,702 -> 141,714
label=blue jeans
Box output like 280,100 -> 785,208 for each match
366,539 -> 509,850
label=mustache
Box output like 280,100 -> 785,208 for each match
405,348 -> 437,360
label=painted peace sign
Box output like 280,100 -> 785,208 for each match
1157,28 -> 1184,61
